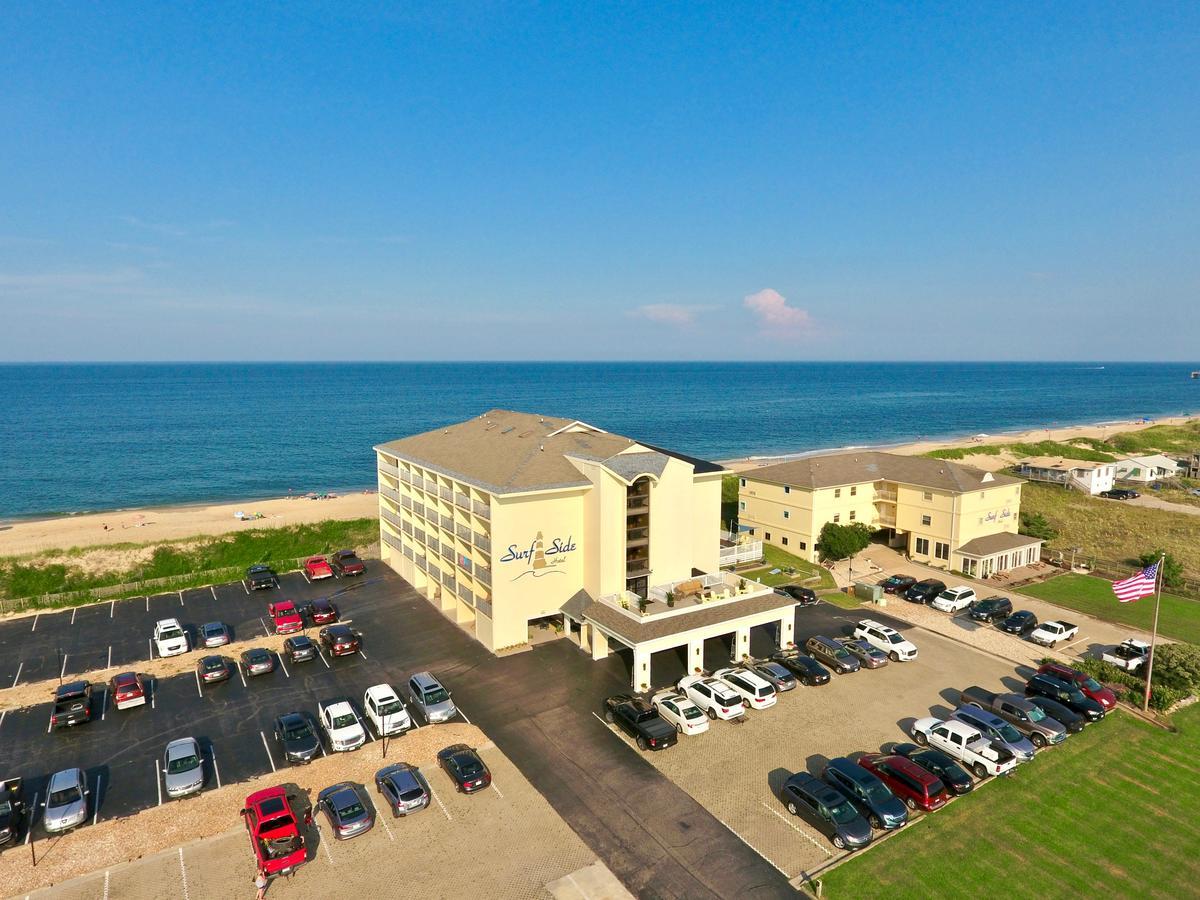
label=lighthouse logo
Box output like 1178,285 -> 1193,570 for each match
501,530 -> 576,580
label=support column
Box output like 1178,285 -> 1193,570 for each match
778,614 -> 795,650
590,627 -> 609,661
733,627 -> 751,663
632,647 -> 651,692
687,638 -> 704,676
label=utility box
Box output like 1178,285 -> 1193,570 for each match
854,581 -> 883,604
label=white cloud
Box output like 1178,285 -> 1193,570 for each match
628,303 -> 708,326
743,288 -> 813,333
0,267 -> 145,293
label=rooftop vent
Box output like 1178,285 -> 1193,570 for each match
500,426 -> 514,434
981,472 -> 994,483
519,430 -> 534,438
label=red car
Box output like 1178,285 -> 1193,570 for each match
1036,662 -> 1117,711
857,753 -> 951,812
308,598 -> 339,625
304,556 -> 333,580
108,671 -> 146,710
268,600 -> 304,635
319,624 -> 360,657
329,549 -> 365,576
241,786 -> 309,878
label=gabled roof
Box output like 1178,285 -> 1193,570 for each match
956,532 -> 1043,557
1018,456 -> 1111,472
375,409 -> 724,495
744,451 -> 1021,493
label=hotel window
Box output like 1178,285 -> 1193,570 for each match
849,510 -> 856,521
915,537 -> 930,555
798,541 -> 807,550
782,536 -> 789,546
850,486 -> 857,496
833,514 -> 841,523
921,515 -> 931,526
834,488 -> 841,498
740,478 -> 746,487
783,510 -> 790,519
784,485 -> 791,494
765,532 -> 772,541
923,491 -> 933,501
739,501 -> 746,511
935,542 -> 950,561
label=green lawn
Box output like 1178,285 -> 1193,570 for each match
821,705 -> 1200,899
1018,573 -> 1200,645
739,543 -> 837,590
924,439 -> 1117,462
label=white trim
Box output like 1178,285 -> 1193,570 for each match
544,419 -> 608,437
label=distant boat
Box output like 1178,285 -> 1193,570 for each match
1192,370 -> 1199,379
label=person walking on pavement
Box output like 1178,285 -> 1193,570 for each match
255,868 -> 268,900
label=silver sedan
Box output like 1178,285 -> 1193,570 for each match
200,622 -> 231,648
163,737 -> 205,799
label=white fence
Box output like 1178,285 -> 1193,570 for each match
719,530 -> 763,566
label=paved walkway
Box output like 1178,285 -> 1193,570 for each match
1127,494 -> 1200,517
849,546 -> 1157,667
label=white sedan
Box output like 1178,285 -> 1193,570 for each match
651,691 -> 709,736
318,700 -> 367,752
713,667 -> 777,710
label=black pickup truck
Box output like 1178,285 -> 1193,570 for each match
604,695 -> 678,751
51,681 -> 93,730
0,778 -> 25,846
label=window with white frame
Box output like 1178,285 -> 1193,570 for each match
783,510 -> 790,519
739,501 -> 746,511
850,486 -> 857,496
921,514 -> 931,526
915,537 -> 930,555
935,541 -> 950,560
833,514 -> 841,523
849,510 -> 856,521
834,488 -> 842,498
923,491 -> 933,501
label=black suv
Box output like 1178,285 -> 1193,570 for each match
1024,674 -> 1105,721
1100,488 -> 1138,500
804,636 -> 860,674
246,565 -> 278,590
274,712 -> 321,764
779,771 -> 872,850
51,681 -> 92,730
777,585 -> 819,606
998,610 -> 1038,635
823,757 -> 907,830
770,650 -> 831,685
969,596 -> 1013,623
904,579 -> 945,604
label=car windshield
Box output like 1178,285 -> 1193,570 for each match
864,782 -> 892,804
160,628 -> 184,640
998,723 -> 1023,743
399,787 -> 424,802
886,633 -> 904,644
377,699 -> 403,716
828,800 -> 859,824
204,624 -> 221,634
284,722 -> 312,740
833,647 -> 850,659
1066,689 -> 1087,703
0,800 -> 10,815
1026,705 -> 1047,723
249,651 -> 268,663
1082,677 -> 1103,692
454,756 -> 482,776
423,687 -> 450,705
167,754 -> 200,774
332,713 -> 357,729
49,786 -> 81,806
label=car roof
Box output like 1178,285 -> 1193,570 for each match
156,617 -> 182,628
857,619 -> 895,632
786,771 -> 844,805
286,634 -> 312,644
56,680 -> 89,695
366,684 -> 399,700
244,647 -> 270,657
826,758 -> 876,784
411,671 -> 440,688
166,737 -> 198,756
381,764 -> 421,787
48,768 -> 83,790
322,700 -> 354,715
113,671 -> 139,683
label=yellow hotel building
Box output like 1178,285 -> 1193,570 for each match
375,410 -> 797,687
738,451 -> 1043,578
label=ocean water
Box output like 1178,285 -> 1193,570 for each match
0,362 -> 1196,519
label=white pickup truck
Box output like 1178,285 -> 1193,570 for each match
1101,639 -> 1151,673
1029,620 -> 1079,648
911,717 -> 1018,779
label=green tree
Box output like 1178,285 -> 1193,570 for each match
1151,643 -> 1200,693
1019,512 -> 1057,541
817,522 -> 873,561
1138,550 -> 1184,590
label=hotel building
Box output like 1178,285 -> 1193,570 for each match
738,451 -> 1042,578
375,410 -> 796,688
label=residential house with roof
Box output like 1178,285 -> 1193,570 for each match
374,410 -> 796,688
1014,457 -> 1116,495
1114,454 -> 1183,484
737,451 -> 1040,578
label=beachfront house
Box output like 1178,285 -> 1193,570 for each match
1114,454 -> 1183,484
374,410 -> 797,688
736,452 -> 1042,578
1015,457 -> 1115,495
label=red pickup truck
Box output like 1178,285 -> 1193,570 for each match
268,601 -> 304,635
241,786 -> 309,877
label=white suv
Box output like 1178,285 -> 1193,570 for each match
651,691 -> 709,736
931,586 -> 976,613
676,675 -> 745,721
713,667 -> 777,710
853,619 -> 918,661
319,700 -> 367,752
363,684 -> 412,737
153,618 -> 189,657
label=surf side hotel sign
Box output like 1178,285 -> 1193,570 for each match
501,531 -> 577,580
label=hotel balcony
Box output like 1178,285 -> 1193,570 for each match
380,485 -> 400,502
874,489 -> 897,503
598,571 -> 775,621
476,566 -> 492,587
719,530 -> 763,566
455,523 -> 472,542
439,486 -> 453,501
474,532 -> 491,554
625,497 -> 649,514
455,492 -> 471,511
382,531 -> 403,552
381,508 -> 403,529
472,499 -> 491,520
476,595 -> 493,618
439,514 -> 454,531
874,507 -> 897,527
378,460 -> 399,478
625,525 -> 649,547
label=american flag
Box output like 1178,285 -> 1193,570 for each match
1112,562 -> 1159,603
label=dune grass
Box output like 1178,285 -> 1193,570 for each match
1019,573 -> 1200,645
820,704 -> 1200,899
925,439 -> 1117,462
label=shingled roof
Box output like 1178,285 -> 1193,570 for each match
375,409 -> 725,495
745,451 -> 1021,493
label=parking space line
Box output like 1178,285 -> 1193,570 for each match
318,742 -> 327,757
379,814 -> 395,841
259,731 -> 277,772
70,607 -> 77,625
30,614 -> 38,633
241,580 -> 249,595
317,649 -> 330,669
490,779 -> 505,800
457,706 -> 472,725
259,616 -> 269,637
0,710 -> 5,733
238,664 -> 247,688
151,678 -> 157,709
60,653 -> 69,679
46,710 -> 53,733
358,649 -> 368,660
212,750 -> 222,789
24,792 -> 38,843
210,585 -> 217,601
179,590 -> 184,606
100,687 -> 108,721
318,823 -> 335,864
145,596 -> 149,612
156,760 -> 163,806
11,662 -> 22,688
760,802 -> 833,857
103,870 -> 110,900
303,571 -> 311,584
428,784 -> 452,821
110,599 -> 115,618
93,774 -> 102,825
195,668 -> 203,697
148,638 -> 154,664
107,646 -> 112,670
277,654 -> 289,678
178,847 -> 191,900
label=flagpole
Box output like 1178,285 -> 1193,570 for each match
1142,552 -> 1165,713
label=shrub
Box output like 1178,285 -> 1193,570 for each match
1137,550 -> 1184,590
1020,512 -> 1058,541
817,522 -> 873,562
1152,643 -> 1200,693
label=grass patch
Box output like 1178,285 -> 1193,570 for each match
925,439 -> 1117,462
821,704 -> 1200,899
1020,481 -> 1200,575
818,591 -> 862,610
1018,573 -> 1200,645
1106,419 -> 1200,455
0,519 -> 379,602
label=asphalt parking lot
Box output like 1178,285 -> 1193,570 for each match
596,601 -> 1037,881
30,746 -> 602,900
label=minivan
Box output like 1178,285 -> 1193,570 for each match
779,771 -> 873,850
856,754 -> 951,811
904,579 -> 945,604
805,636 -> 860,674
408,672 -> 457,724
823,757 -> 908,830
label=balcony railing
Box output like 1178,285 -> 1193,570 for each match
444,576 -> 456,593
456,523 -> 472,541
428,561 -> 441,579
382,531 -> 403,551
472,499 -> 491,520
476,596 -> 493,618
414,528 -> 426,544
399,470 -> 412,484
440,541 -> 453,560
626,497 -> 649,512
439,486 -> 453,501
460,586 -> 474,606
381,508 -> 403,528
424,478 -> 439,492
416,556 -> 427,572
378,460 -> 399,477
876,512 -> 897,527
413,502 -> 426,519
401,495 -> 413,510
402,544 -> 414,560
474,533 -> 491,554
439,514 -> 453,531
476,566 -> 492,587
626,562 -> 651,578
401,520 -> 413,536
874,489 -> 897,502
455,492 -> 470,510
380,485 -> 400,502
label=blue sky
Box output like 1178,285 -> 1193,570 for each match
1,3 -> 1197,361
